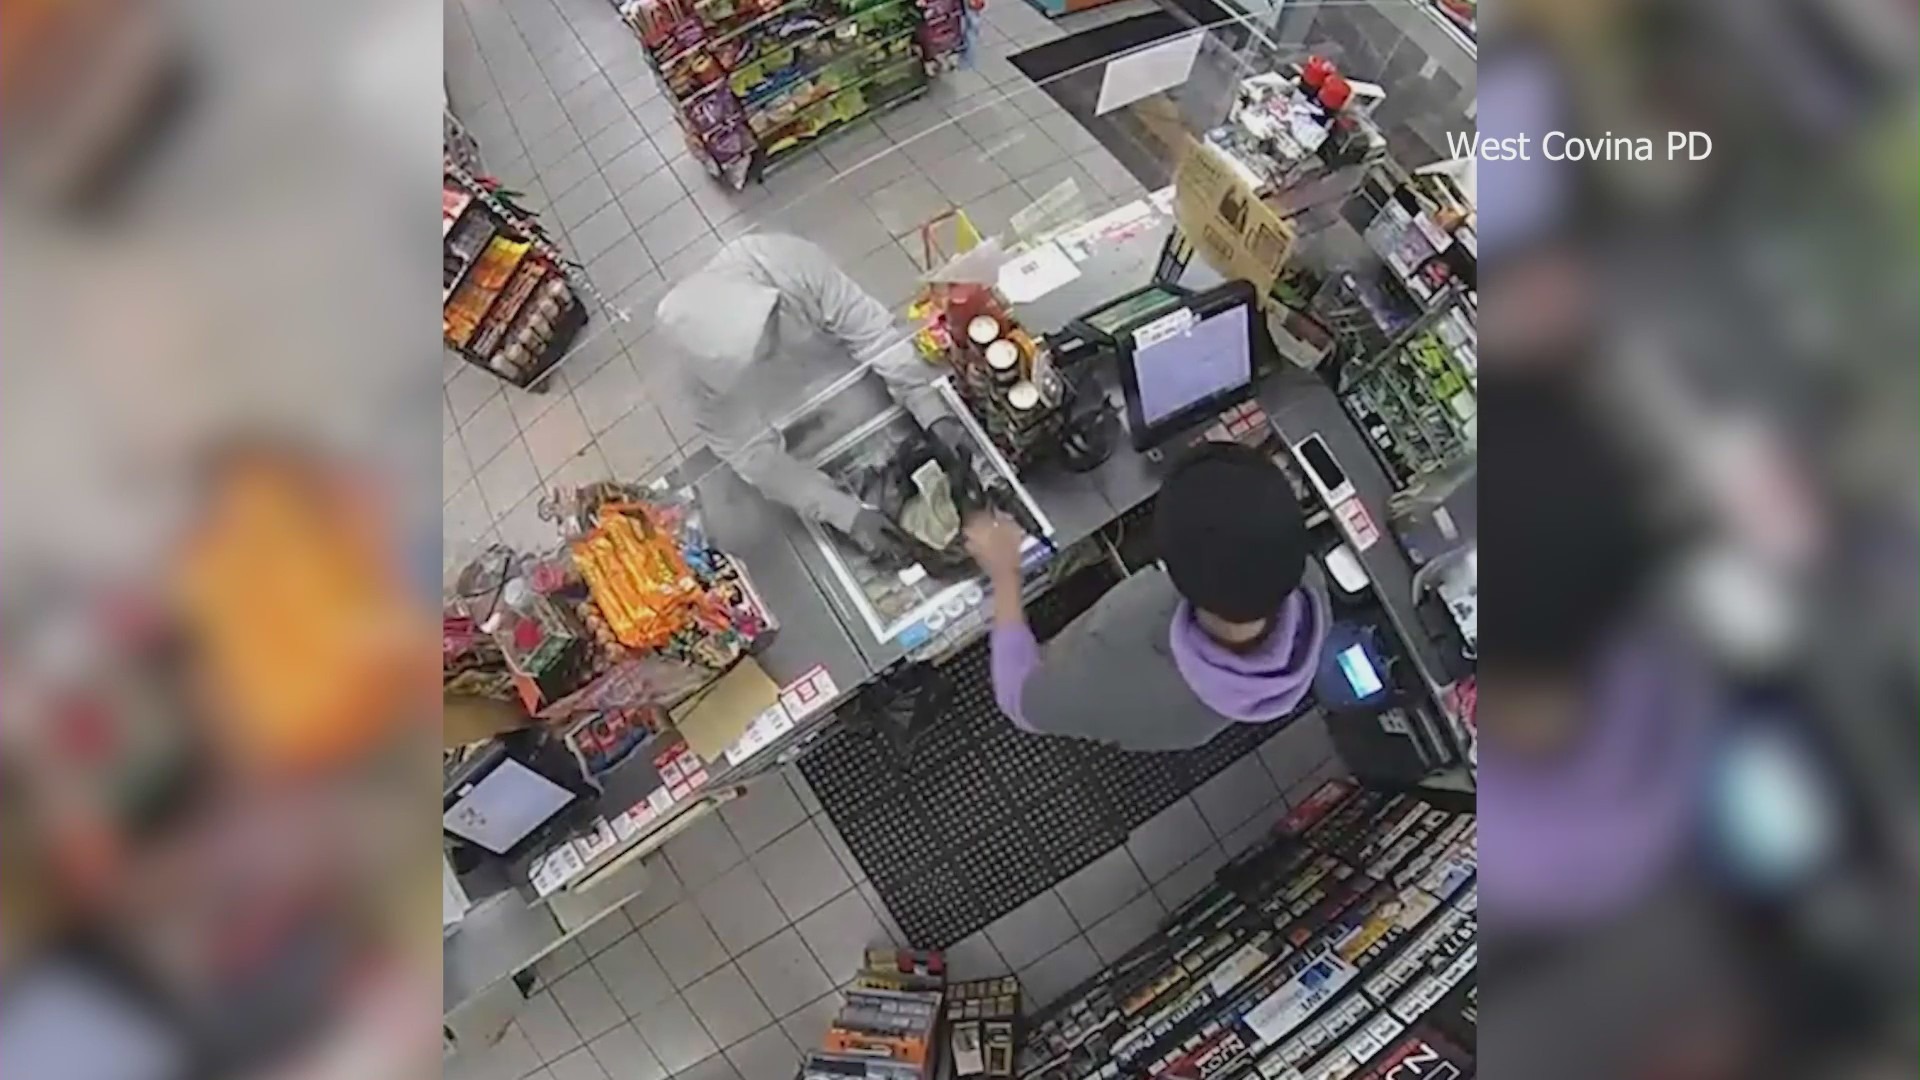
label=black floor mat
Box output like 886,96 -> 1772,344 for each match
1008,14 -> 1188,81
797,551 -> 1300,947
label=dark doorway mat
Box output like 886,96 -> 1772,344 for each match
1008,13 -> 1188,81
797,618 -> 1301,949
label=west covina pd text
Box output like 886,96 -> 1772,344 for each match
1447,130 -> 1714,161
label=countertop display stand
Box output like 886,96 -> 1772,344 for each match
443,150 -> 626,390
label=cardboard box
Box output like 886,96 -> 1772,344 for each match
670,659 -> 779,760
1171,138 -> 1294,305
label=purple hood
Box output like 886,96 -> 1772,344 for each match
1167,585 -> 1331,722
1480,634 -> 1710,928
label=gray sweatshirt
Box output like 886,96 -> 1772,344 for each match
654,234 -> 944,532
992,564 -> 1332,752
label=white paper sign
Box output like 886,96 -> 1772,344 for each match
1131,307 -> 1197,351
995,241 -> 1081,303
1096,31 -> 1204,116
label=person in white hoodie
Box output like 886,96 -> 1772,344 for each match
655,233 -> 964,560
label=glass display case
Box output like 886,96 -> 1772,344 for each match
801,377 -> 1054,645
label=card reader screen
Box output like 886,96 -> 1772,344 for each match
1337,644 -> 1385,698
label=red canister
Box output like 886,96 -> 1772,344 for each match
1318,73 -> 1354,111
1301,55 -> 1336,89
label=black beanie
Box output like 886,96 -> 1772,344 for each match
1153,442 -> 1308,622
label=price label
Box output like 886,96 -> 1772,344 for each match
1132,307 -> 1198,351
779,666 -> 838,722
1332,496 -> 1380,551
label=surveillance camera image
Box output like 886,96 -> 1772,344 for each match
0,0 -> 1912,1078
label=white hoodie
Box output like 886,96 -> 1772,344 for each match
654,233 -> 942,531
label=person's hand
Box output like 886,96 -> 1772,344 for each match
963,512 -> 1025,582
848,508 -> 914,565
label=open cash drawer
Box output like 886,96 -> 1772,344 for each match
801,377 -> 1054,645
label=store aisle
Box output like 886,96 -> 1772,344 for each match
443,0 -> 1156,574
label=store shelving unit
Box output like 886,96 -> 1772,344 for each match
1017,779 -> 1476,1080
1330,288 -> 1474,491
443,170 -> 588,390
621,0 -> 966,187
1310,162 -> 1476,493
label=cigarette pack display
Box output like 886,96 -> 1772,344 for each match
826,986 -> 942,1074
1421,981 -> 1475,1050
1016,781 -> 1473,1080
953,1022 -> 986,1077
1347,1026 -> 1472,1080
983,1021 -> 1017,1078
805,1052 -> 927,1080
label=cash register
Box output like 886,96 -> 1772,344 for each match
1048,279 -> 1266,458
442,729 -> 597,874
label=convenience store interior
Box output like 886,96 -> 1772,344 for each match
442,0 -> 1477,1078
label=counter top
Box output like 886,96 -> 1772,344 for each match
671,202 -> 1464,760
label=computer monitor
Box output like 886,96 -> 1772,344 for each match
442,735 -> 588,857
1115,280 -> 1260,450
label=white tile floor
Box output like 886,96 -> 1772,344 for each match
449,726 -> 1346,1080
443,0 -> 1158,580
445,2 -> 1348,1078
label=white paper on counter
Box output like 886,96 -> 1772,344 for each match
996,241 -> 1081,303
1095,31 -> 1203,116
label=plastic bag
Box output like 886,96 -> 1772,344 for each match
847,433 -> 986,573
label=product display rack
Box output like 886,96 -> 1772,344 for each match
1333,288 -> 1475,491
443,168 -> 589,390
800,949 -> 950,1080
621,0 -> 966,188
1017,779 -> 1476,1080
1311,164 -> 1477,493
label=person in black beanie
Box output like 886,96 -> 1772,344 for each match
965,442 -> 1331,751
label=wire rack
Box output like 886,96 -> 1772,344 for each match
1321,282 -> 1476,490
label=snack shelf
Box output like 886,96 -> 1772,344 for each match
505,294 -> 589,390
744,30 -> 920,123
446,241 -> 530,347
443,188 -> 476,236
730,1 -> 912,102
760,77 -> 928,172
754,54 -> 923,141
443,169 -> 593,387
708,0 -> 815,49
624,0 -> 956,189
444,225 -> 501,303
471,259 -> 553,358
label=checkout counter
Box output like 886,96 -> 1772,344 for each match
445,206 -> 1469,1032
446,39 -> 1475,1035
